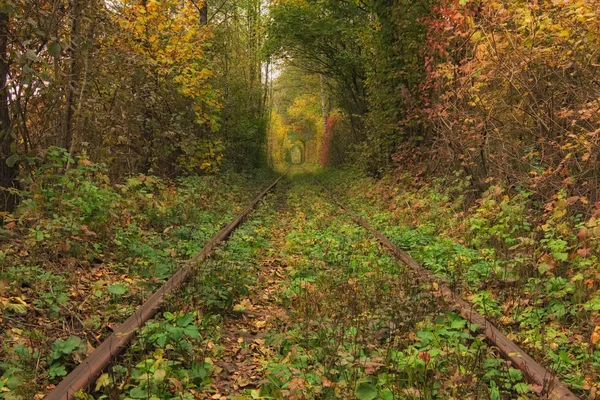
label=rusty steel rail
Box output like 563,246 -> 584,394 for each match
45,174 -> 285,400
318,185 -> 579,400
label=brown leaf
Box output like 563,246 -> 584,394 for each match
418,351 -> 431,363
577,228 -> 588,240
577,247 -> 591,258
592,327 -> 600,345
81,225 -> 97,237
364,361 -> 384,375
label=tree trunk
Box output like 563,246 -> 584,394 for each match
200,0 -> 208,25
62,0 -> 84,151
0,11 -> 18,212
320,74 -> 328,136
261,60 -> 269,118
320,74 -> 330,167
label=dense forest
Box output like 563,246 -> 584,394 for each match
1,0 -> 600,399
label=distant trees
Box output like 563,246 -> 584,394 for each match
268,67 -> 326,168
211,0 -> 271,171
268,0 -> 600,208
266,0 -> 429,174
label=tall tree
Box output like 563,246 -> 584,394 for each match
0,8 -> 18,212
62,0 -> 85,151
200,0 -> 208,25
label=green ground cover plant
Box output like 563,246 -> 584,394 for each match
0,150 -> 275,399
251,178 -> 534,399
87,186 -> 280,399
319,169 -> 600,396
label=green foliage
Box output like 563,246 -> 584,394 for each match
354,378 -> 377,400
210,0 -> 270,171
266,0 -> 429,173
90,179 -> 279,397
94,312 -> 213,399
267,0 -> 369,161
0,344 -> 39,397
0,0 -> 270,200
47,336 -> 86,380
187,194 -> 276,312
0,153 -> 276,396
325,168 -> 600,395
253,177 -> 531,399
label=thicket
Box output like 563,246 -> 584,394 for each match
0,0 -> 270,213
409,0 -> 600,205
322,169 -> 600,395
268,67 -> 327,169
267,0 -> 600,205
265,4 -> 600,395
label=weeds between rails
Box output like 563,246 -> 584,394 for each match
312,176 -> 577,399
43,175 -> 285,400
34,175 -> 578,399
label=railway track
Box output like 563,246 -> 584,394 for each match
45,175 -> 286,400
45,173 -> 579,399
316,182 -> 578,400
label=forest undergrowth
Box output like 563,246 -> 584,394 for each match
2,157 -> 599,399
2,0 -> 599,398
74,175 -> 548,399
319,169 -> 600,398
0,150 -> 275,398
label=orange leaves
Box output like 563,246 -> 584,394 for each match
592,326 -> 600,345
418,0 -> 600,201
418,351 -> 431,363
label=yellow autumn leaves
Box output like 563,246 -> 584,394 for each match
115,0 -> 220,129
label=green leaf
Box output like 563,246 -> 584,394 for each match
559,350 -> 571,363
6,153 -> 19,167
48,42 -> 62,57
95,373 -> 111,391
156,334 -> 168,348
153,369 -> 166,382
58,336 -> 83,354
184,325 -> 201,339
48,363 -> 68,378
380,388 -> 394,400
416,330 -> 434,345
108,284 -> 128,295
6,374 -> 23,390
129,386 -> 148,399
552,252 -> 568,262
489,381 -> 501,400
508,368 -> 523,381
448,313 -> 466,330
25,49 -> 38,61
6,300 -> 28,315
355,378 -> 378,400
514,382 -> 529,394
176,313 -> 195,327
163,311 -> 175,320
